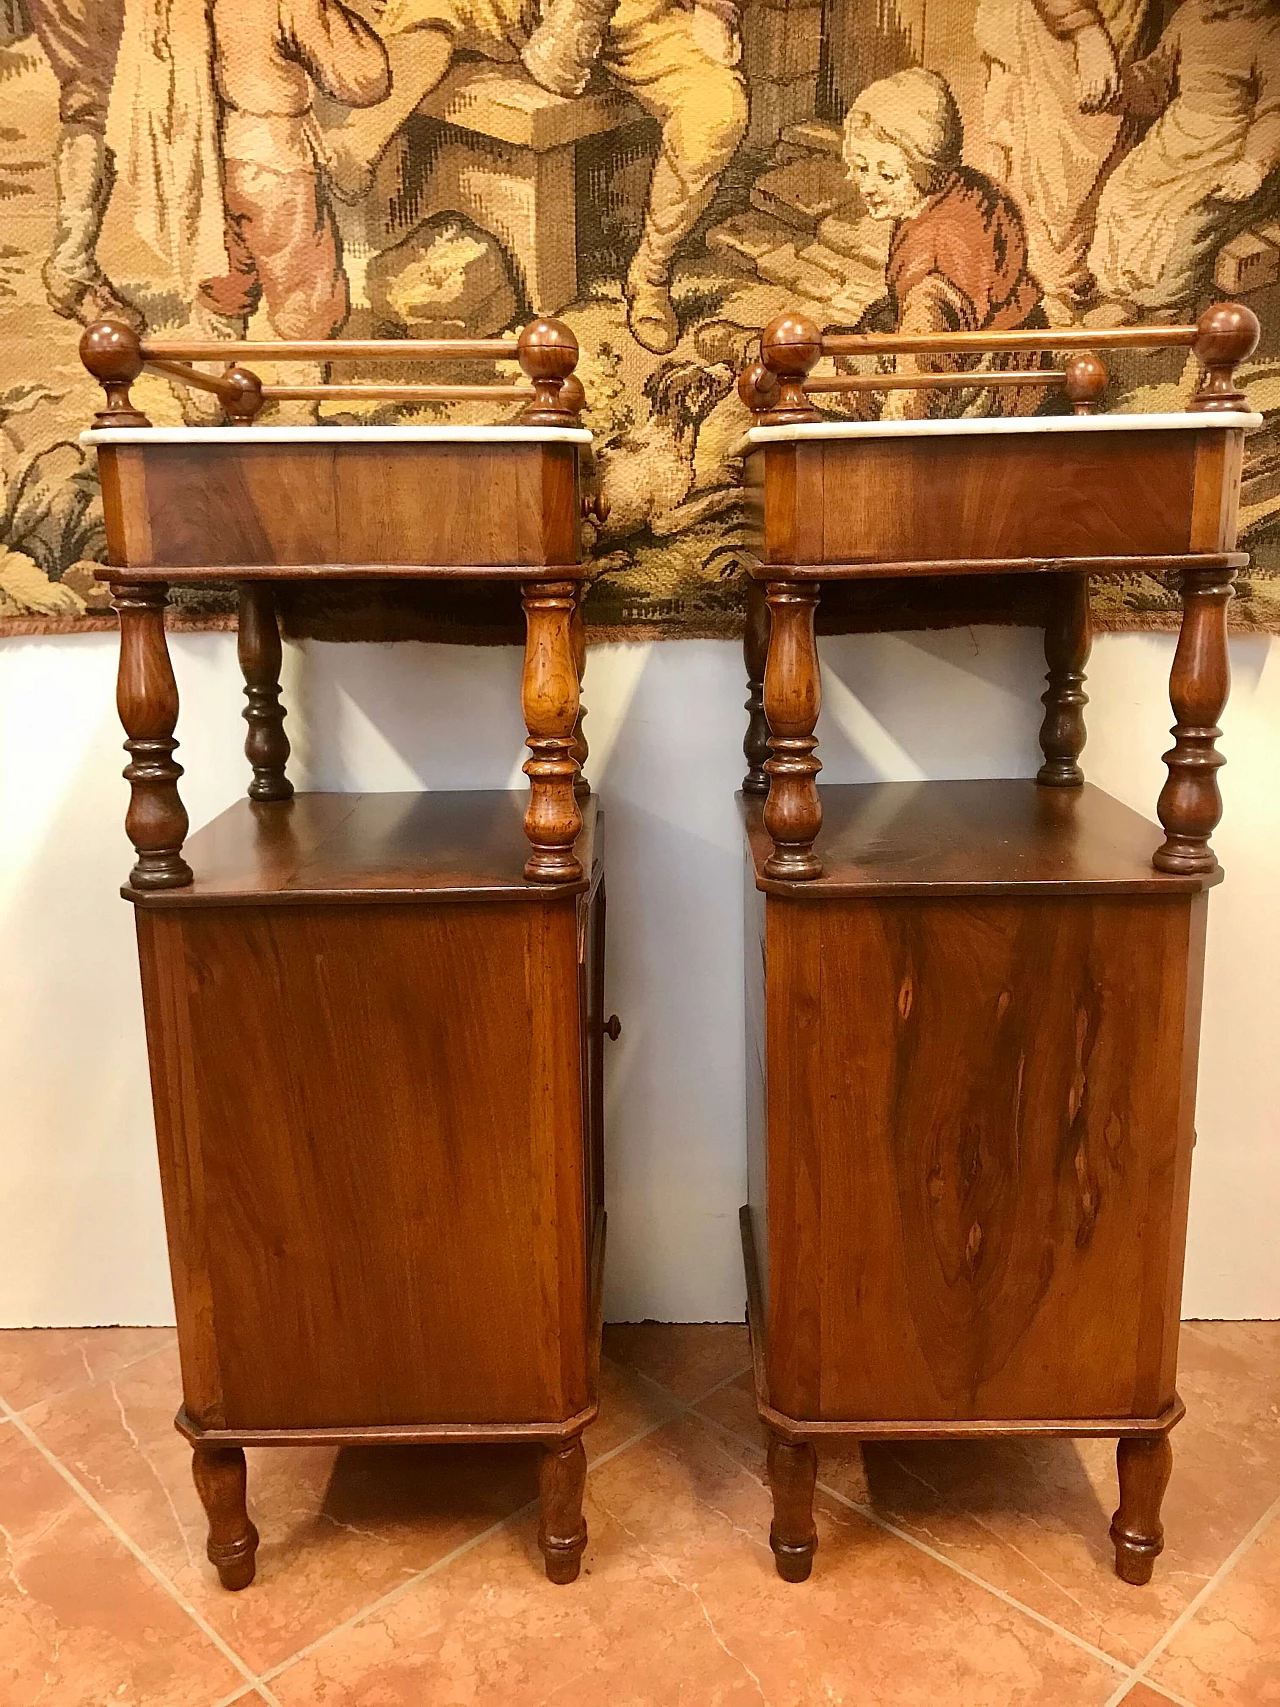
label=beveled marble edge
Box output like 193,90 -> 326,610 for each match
743,411 -> 1262,448
81,424 -> 593,446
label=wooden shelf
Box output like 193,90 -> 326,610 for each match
741,780 -> 1219,898
128,790 -> 599,907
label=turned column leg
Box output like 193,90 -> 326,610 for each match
762,580 -> 822,880
538,1434 -> 588,1584
571,582 -> 590,801
521,579 -> 583,884
191,1445 -> 259,1591
767,1434 -> 818,1582
1037,572 -> 1091,787
1153,565 -> 1235,874
1111,1434 -> 1173,1586
742,576 -> 771,795
238,583 -> 293,803
112,581 -> 192,890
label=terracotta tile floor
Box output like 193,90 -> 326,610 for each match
1,1323 -> 1277,1707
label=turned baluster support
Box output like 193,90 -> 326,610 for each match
767,1434 -> 818,1582
1037,572 -> 1091,787
762,580 -> 823,880
518,318 -> 580,425
1153,565 -> 1234,875
112,581 -> 192,889
521,579 -> 583,884
538,1434 -> 588,1584
238,583 -> 293,802
571,581 -> 590,800
1111,1434 -> 1173,1586
1188,302 -> 1260,413
743,576 -> 771,794
191,1444 -> 259,1591
759,315 -> 823,424
80,320 -> 150,428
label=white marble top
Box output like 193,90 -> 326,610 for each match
82,424 -> 592,446
744,412 -> 1261,447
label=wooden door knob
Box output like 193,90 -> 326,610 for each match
603,1014 -> 621,1041
582,492 -> 611,526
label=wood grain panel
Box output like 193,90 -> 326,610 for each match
762,886 -> 1197,1423
98,442 -> 581,571
139,896 -> 588,1430
755,433 -> 1208,566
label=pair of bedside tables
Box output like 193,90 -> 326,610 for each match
79,302 -> 1259,1594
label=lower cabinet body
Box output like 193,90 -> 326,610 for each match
132,791 -> 606,1587
741,782 -> 1211,1586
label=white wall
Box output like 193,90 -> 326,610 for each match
2,625 -> 1277,1326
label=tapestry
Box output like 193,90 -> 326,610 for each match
1,0 -> 1278,641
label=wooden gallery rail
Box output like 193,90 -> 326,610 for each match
733,302 -> 1262,1588
79,318 -> 615,1589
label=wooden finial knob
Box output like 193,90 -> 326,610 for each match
558,373 -> 586,416
1189,301 -> 1260,413
223,365 -> 265,423
738,360 -> 780,418
759,313 -> 822,423
518,317 -> 580,424
80,319 -> 150,427
1064,352 -> 1108,415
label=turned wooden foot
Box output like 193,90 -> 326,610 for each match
767,1435 -> 817,1582
538,1435 -> 588,1584
1111,1435 -> 1173,1586
191,1445 -> 259,1591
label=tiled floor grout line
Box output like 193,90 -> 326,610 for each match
1099,1488 -> 1280,1707
0,1392 -> 281,1707
9,1334 -> 180,1419
240,1360 -> 755,1699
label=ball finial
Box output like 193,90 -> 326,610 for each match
758,313 -> 823,423
1063,352 -> 1108,415
738,361 -> 780,417
518,316 -> 580,423
1190,301 -> 1260,412
79,319 -> 150,427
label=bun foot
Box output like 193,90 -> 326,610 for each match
771,1536 -> 815,1582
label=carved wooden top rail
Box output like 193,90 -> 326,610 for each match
79,316 -> 585,429
738,301 -> 1261,422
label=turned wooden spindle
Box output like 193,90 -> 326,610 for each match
1063,352 -> 1108,415
112,581 -> 192,889
763,580 -> 823,880
1188,302 -> 1260,413
238,583 -> 293,802
767,1435 -> 818,1582
743,576 -> 771,794
1153,564 -> 1234,874
80,320 -> 150,428
738,360 -> 780,421
518,318 -> 580,425
521,579 -> 583,883
538,1435 -> 588,1584
1111,1434 -> 1173,1586
223,364 -> 266,423
191,1445 -> 259,1591
759,314 -> 823,424
570,582 -> 590,800
1037,573 -> 1091,787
